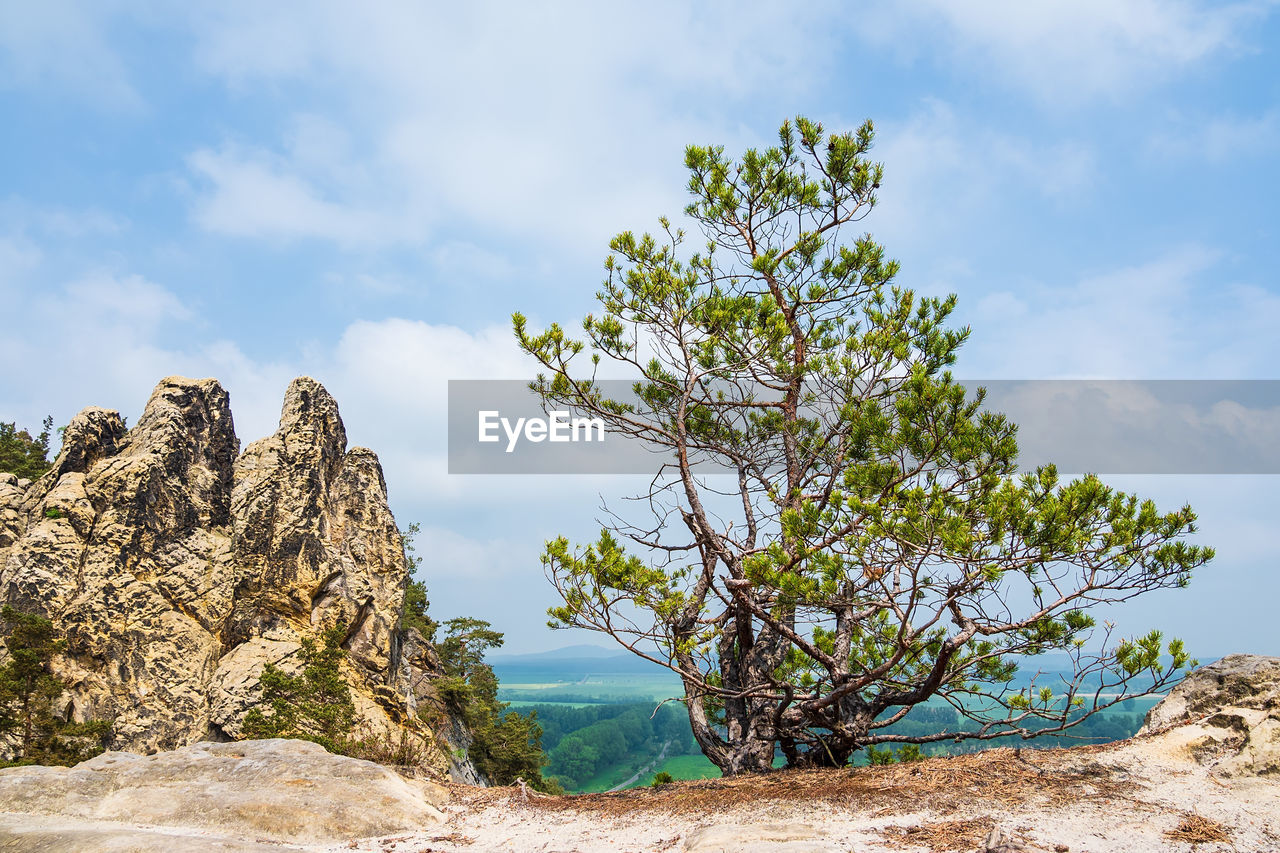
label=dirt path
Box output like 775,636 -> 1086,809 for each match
606,739 -> 671,792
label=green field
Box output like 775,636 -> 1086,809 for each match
494,649 -> 1177,793
496,673 -> 683,704
576,761 -> 648,792
505,700 -> 604,709
642,753 -> 722,786
573,743 -> 716,792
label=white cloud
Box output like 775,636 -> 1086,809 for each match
335,318 -> 530,383
62,273 -> 191,329
187,147 -> 422,248
176,2 -> 845,252
322,318 -> 597,502
0,1 -> 141,109
0,251 -> 296,448
1147,109 -> 1280,163
176,3 -> 1264,262
860,0 -> 1272,105
870,101 -> 1096,251
961,246 -> 1280,378
187,2 -> 838,103
1,272 -> 189,425
0,198 -> 127,238
0,236 -> 41,281
320,318 -> 527,485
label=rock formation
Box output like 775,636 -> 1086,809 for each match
0,376 -> 459,776
0,739 -> 446,851
1139,652 -> 1280,777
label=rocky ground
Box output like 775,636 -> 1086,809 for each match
1,655 -> 1277,852
0,726 -> 1273,852
0,739 -> 448,852
408,726 -> 1277,852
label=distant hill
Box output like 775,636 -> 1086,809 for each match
490,645 -> 679,684
490,646 -> 1198,693
489,644 -> 623,663
492,649 -> 667,677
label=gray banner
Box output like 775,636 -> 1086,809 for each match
447,379 -> 1280,475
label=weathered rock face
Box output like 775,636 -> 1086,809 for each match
0,738 -> 445,851
1140,653 -> 1280,777
227,380 -> 403,678
0,377 -> 454,774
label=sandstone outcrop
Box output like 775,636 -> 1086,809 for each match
1138,652 -> 1280,777
0,738 -> 445,851
0,376 -> 460,776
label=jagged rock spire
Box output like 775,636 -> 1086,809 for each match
0,376 -> 445,773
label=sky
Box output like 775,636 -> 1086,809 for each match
2,2 -> 1278,657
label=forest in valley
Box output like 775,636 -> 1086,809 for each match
492,652 -> 1160,793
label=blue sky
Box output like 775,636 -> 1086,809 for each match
2,2 -> 1278,656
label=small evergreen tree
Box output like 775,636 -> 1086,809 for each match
241,624 -> 357,755
399,525 -> 555,789
399,523 -> 437,637
433,617 -> 554,791
0,417 -> 54,480
0,606 -> 111,767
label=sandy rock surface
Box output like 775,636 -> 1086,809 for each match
1139,653 -> 1280,777
378,657 -> 1275,853
682,822 -> 829,852
0,739 -> 445,852
8,732 -> 1263,852
393,731 -> 1275,853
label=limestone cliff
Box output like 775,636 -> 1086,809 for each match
0,376 -> 462,777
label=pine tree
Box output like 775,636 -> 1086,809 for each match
0,417 -> 54,480
0,606 -> 111,766
241,624 -> 357,755
433,617 -> 553,791
514,115 -> 1212,775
